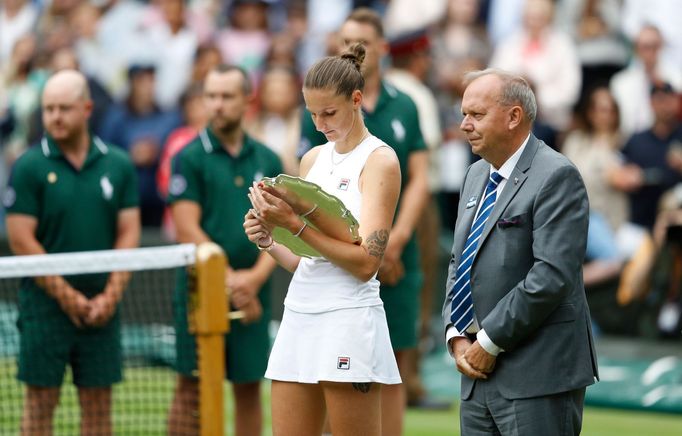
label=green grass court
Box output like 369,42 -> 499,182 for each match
2,359 -> 681,435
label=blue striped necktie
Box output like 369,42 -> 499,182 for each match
450,171 -> 504,333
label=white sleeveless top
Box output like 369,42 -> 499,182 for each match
284,135 -> 388,313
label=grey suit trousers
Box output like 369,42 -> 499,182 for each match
460,380 -> 586,436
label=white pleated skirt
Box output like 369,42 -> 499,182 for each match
265,305 -> 402,385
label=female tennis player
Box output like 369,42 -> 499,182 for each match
244,43 -> 402,435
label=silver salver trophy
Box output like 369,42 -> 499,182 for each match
261,174 -> 362,258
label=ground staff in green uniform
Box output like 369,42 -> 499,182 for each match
167,65 -> 282,436
4,70 -> 141,435
298,9 -> 430,436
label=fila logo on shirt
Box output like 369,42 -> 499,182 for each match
338,178 -> 350,191
337,356 -> 350,370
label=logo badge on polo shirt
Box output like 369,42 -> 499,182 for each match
234,175 -> 244,187
100,176 -> 113,200
47,172 -> 57,183
169,175 -> 187,196
338,178 -> 350,191
337,356 -> 350,370
2,187 -> 16,208
391,119 -> 406,142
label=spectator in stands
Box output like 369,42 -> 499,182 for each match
246,65 -> 301,175
562,86 -> 634,288
621,82 -> 682,231
0,34 -> 47,166
141,0 -> 199,110
167,65 -> 282,436
0,0 -> 39,65
215,0 -> 273,82
563,87 -> 628,242
189,43 -> 223,88
99,64 -> 182,227
610,25 -> 682,137
299,9 -> 430,434
621,0 -> 682,72
555,0 -> 629,104
432,0 -> 491,82
490,0 -> 582,131
3,69 -> 140,436
70,1 -> 128,101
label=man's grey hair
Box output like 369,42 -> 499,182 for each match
463,68 -> 537,123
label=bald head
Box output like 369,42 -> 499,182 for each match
44,69 -> 91,102
42,70 -> 93,143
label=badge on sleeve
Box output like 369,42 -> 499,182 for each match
169,174 -> 188,196
2,187 -> 16,208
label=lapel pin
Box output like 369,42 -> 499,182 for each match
514,177 -> 519,185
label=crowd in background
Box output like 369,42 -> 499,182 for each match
2,0 -> 682,339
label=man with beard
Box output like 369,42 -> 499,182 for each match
167,65 -> 282,435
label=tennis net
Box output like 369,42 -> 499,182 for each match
0,243 -> 227,435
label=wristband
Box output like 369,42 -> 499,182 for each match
300,204 -> 318,218
293,222 -> 307,237
257,236 -> 275,251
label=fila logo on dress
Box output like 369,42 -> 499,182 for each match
337,356 -> 350,370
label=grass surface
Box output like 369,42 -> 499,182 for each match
2,361 -> 682,435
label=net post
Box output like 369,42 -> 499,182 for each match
191,242 -> 228,436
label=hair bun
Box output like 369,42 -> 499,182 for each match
340,43 -> 366,72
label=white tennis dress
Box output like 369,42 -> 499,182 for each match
265,135 -> 401,384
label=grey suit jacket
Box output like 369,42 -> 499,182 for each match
442,135 -> 599,400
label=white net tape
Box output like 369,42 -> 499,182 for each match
0,244 -> 196,278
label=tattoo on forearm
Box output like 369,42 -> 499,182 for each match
366,229 -> 389,258
352,382 -> 372,393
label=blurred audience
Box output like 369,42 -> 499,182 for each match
100,65 -> 182,227
562,87 -> 634,290
0,35 -> 47,165
141,0 -> 199,110
216,0 -> 272,82
610,25 -> 682,137
0,0 -> 39,65
246,66 -> 301,175
555,0 -> 629,104
490,0 -> 581,131
620,82 -> 682,231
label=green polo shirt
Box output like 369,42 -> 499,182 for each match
300,80 -> 426,271
5,135 -> 138,297
168,128 -> 283,270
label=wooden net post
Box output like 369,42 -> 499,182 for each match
189,242 -> 228,436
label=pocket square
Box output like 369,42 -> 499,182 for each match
497,216 -> 523,228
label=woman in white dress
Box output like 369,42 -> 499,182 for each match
244,43 -> 402,436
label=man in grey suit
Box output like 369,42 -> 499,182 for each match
442,69 -> 599,435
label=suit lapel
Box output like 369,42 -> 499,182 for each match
475,136 -> 540,258
452,167 -> 489,264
